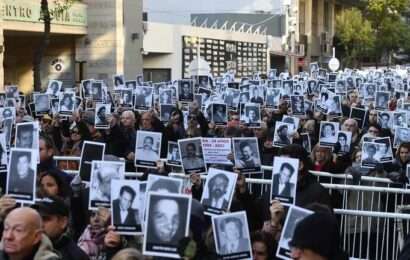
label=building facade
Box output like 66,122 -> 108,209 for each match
1,0 -> 143,93
143,22 -> 283,82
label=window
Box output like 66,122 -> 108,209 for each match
143,69 -> 171,82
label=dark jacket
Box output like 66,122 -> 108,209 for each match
53,232 -> 89,260
296,173 -> 333,210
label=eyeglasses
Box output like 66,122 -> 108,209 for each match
70,130 -> 79,135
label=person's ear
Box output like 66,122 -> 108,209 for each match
33,229 -> 43,245
58,216 -> 69,229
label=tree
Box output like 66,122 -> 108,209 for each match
335,8 -> 375,68
33,0 -> 75,92
365,0 -> 410,66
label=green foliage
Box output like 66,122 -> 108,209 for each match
364,0 -> 410,64
336,0 -> 410,67
336,8 -> 375,67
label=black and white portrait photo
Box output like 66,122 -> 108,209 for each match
113,74 -> 125,89
327,95 -> 342,116
336,131 -> 352,155
271,157 -> 299,204
6,148 -> 37,203
81,79 -> 93,98
159,88 -> 173,105
232,137 -> 261,173
378,111 -> 392,129
178,80 -> 194,102
46,80 -> 62,97
35,93 -> 51,115
241,103 -> 261,128
374,137 -> 394,162
276,206 -> 313,259
198,87 -> 212,105
290,95 -> 305,115
335,80 -> 346,95
268,69 -> 277,80
265,88 -> 281,108
91,80 -> 104,101
361,142 -> 383,168
125,80 -> 137,90
211,103 -> 228,126
239,91 -> 250,104
200,168 -> 238,215
249,85 -> 264,104
58,92 -> 75,115
111,179 -> 141,235
375,91 -> 389,110
15,122 -> 39,152
224,88 -> 240,109
79,141 -> 106,181
50,98 -> 59,115
143,192 -> 191,259
319,121 -> 339,147
282,116 -> 300,132
393,112 -> 407,128
309,62 -> 319,74
282,80 -> 293,97
178,138 -> 206,174
160,104 -> 175,123
135,131 -> 162,168
89,160 -> 125,209
212,211 -> 252,259
134,86 -> 153,110
94,103 -> 111,129
167,141 -> 181,166
364,83 -> 376,100
273,122 -> 293,148
292,84 -> 304,96
307,80 -> 319,95
0,133 -> 7,169
119,89 -> 133,107
147,175 -> 183,196
394,127 -> 410,148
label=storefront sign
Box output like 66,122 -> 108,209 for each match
1,0 -> 87,27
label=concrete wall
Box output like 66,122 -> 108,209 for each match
143,22 -> 271,80
4,35 -> 75,94
76,0 -> 143,85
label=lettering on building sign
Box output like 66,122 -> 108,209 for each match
4,5 -> 32,18
1,0 -> 87,27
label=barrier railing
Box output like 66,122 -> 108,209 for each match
53,156 -> 410,259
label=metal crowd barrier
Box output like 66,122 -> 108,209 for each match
53,156 -> 410,259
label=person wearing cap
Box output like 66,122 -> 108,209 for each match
33,197 -> 89,260
0,207 -> 59,260
289,212 -> 348,260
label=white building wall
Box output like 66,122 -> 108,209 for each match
143,22 -> 275,80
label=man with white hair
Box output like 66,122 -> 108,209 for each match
342,118 -> 361,148
0,207 -> 59,260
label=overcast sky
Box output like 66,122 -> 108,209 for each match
144,0 -> 284,24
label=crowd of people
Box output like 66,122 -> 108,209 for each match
1,64 -> 410,260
